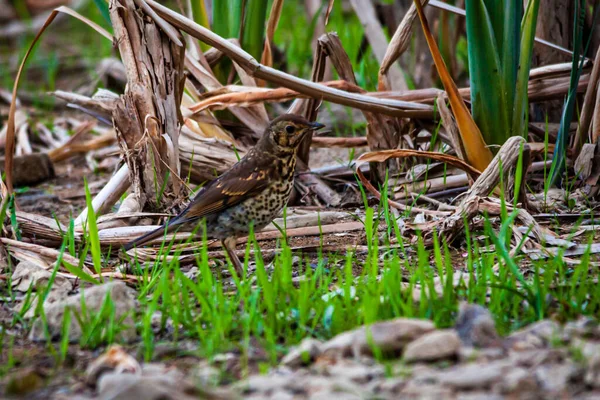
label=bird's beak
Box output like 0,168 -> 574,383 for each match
309,122 -> 325,130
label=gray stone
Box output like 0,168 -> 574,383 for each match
564,317 -> 600,340
507,320 -> 561,350
321,318 -> 435,358
456,393 -> 504,400
438,361 -> 510,390
400,380 -> 454,399
458,346 -> 505,363
585,354 -> 600,388
325,360 -> 385,384
97,373 -> 199,400
281,338 -> 323,367
496,367 -> 539,395
534,362 -> 581,394
237,375 -> 292,396
455,302 -> 501,348
29,281 -> 137,342
11,261 -> 71,293
509,348 -> 567,367
403,330 -> 461,362
371,377 -> 406,395
97,362 -> 230,399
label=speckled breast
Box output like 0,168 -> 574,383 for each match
208,179 -> 294,240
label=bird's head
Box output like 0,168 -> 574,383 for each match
265,114 -> 325,152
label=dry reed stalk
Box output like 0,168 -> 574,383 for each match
436,94 -> 467,162
185,49 -> 269,136
109,0 -> 186,213
354,148 -> 481,216
259,0 -> 284,84
393,160 -> 551,200
310,137 -> 369,148
184,69 -> 586,116
573,47 -> 600,151
146,0 -> 433,118
74,164 -> 131,226
435,137 -> 541,244
349,0 -> 407,91
378,0 -> 428,91
316,33 -> 403,184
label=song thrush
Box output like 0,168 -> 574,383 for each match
123,114 -> 325,274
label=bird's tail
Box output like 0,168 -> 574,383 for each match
122,217 -> 185,251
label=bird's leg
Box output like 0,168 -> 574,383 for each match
222,237 -> 244,277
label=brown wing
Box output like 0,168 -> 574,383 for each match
179,150 -> 277,221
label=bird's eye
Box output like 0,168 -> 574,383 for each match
285,125 -> 295,134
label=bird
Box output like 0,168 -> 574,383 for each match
123,114 -> 325,275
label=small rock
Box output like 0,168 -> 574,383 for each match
3,368 -> 44,397
237,375 -> 293,396
370,377 -> 406,395
438,360 -> 510,390
309,390 -> 362,400
97,364 -> 230,400
85,345 -> 141,386
11,261 -> 71,293
287,374 -> 366,398
507,320 -> 561,351
565,317 -> 600,340
458,346 -> 505,363
266,390 -> 295,400
456,393 -> 504,400
496,367 -> 539,395
321,318 -> 435,358
190,362 -> 221,386
7,153 -> 55,187
400,380 -> 454,399
97,374 -> 187,400
403,330 -> 461,362
534,362 -> 581,394
572,337 -> 600,359
509,348 -> 566,367
455,302 -> 501,348
324,360 -> 385,384
29,281 -> 137,342
576,392 -> 600,400
281,338 -> 323,367
585,354 -> 600,388
12,261 -> 72,318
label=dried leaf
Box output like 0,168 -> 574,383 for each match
355,149 -> 481,180
378,0 -> 428,91
413,0 -> 493,171
324,0 -> 334,25
259,0 -> 284,71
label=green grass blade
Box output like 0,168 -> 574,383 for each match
92,0 -> 111,26
501,0 -> 522,117
242,0 -> 269,60
464,0 -> 509,145
84,178 -> 103,278
511,0 -> 539,139
212,0 -> 231,38
549,0 -> 595,185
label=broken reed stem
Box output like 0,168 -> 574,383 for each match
437,136 -> 537,244
74,164 -> 131,226
109,0 -> 186,213
146,0 -> 432,119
